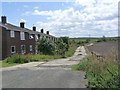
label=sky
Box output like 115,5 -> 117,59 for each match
1,0 -> 119,38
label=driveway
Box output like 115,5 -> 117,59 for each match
1,46 -> 87,88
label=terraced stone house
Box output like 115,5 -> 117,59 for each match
0,16 -> 57,60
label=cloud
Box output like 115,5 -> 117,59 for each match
34,0 -> 119,37
75,0 -> 118,19
20,19 -> 27,23
32,10 -> 53,16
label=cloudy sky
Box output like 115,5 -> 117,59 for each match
1,0 -> 119,37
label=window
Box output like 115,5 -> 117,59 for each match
21,45 -> 26,54
29,45 -> 33,52
20,32 -> 25,40
10,31 -> 15,38
11,46 -> 16,53
29,34 -> 34,39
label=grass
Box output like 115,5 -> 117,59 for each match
27,54 -> 62,62
72,58 -> 88,71
65,43 -> 78,57
1,54 -> 62,68
0,61 -> 19,67
72,56 -> 119,88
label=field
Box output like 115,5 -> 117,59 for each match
70,37 -> 99,43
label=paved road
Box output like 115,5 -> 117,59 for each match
2,69 -> 86,88
1,46 -> 87,88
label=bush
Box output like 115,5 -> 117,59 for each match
55,39 -> 68,57
37,38 -> 55,55
60,37 -> 69,51
5,54 -> 30,64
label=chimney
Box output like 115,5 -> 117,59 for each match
33,26 -> 36,31
46,31 -> 49,35
41,29 -> 44,33
1,16 -> 7,24
20,22 -> 25,28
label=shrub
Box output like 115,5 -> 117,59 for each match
55,39 -> 68,58
37,38 -> 55,55
5,54 -> 30,64
60,37 -> 69,51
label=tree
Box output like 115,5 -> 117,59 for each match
60,37 -> 69,51
55,39 -> 67,57
37,38 -> 55,55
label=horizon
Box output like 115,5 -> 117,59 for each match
1,0 -> 119,38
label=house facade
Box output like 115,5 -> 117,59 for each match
0,16 -> 58,60
0,26 -> 2,59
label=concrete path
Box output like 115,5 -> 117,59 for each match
1,46 -> 88,88
2,62 -> 45,71
37,46 -> 87,69
69,46 -> 87,61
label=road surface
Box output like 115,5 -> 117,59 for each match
1,46 -> 87,88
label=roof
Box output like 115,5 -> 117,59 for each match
0,22 -> 56,38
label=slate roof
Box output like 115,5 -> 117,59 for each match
0,22 -> 56,38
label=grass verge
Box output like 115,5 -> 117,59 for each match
0,61 -> 19,67
72,56 -> 119,88
1,54 -> 62,68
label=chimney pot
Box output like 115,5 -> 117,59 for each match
46,31 -> 49,35
20,22 -> 25,28
41,29 -> 44,33
1,16 -> 7,24
33,26 -> 36,31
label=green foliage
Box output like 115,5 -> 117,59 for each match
5,54 -> 30,64
72,56 -> 119,88
60,37 -> 69,51
55,39 -> 67,57
70,37 -> 118,45
27,54 -> 61,62
85,38 -> 90,43
72,58 -> 89,71
2,54 -> 62,67
38,38 -> 55,55
70,38 -> 98,45
0,61 -> 18,67
96,36 -> 107,42
70,38 -> 91,46
65,42 -> 78,57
